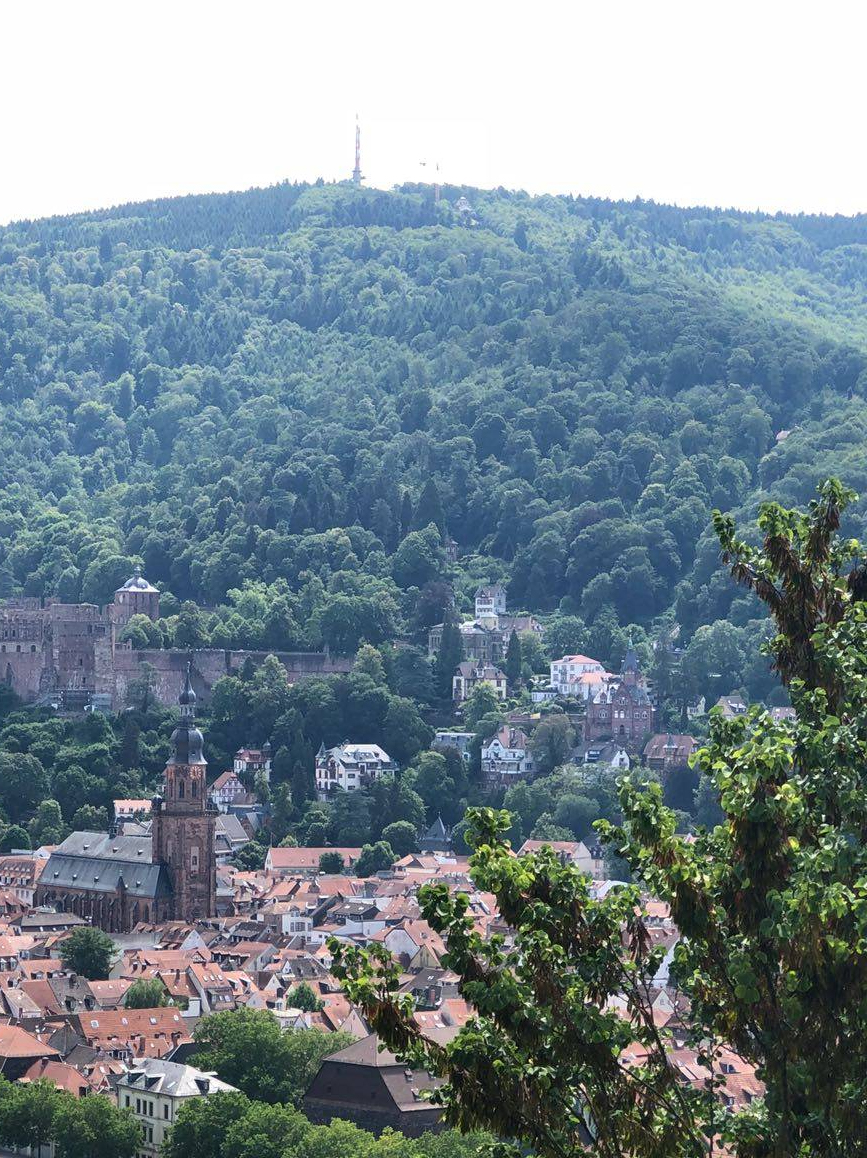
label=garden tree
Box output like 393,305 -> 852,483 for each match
53,1090 -> 140,1158
191,1009 -> 351,1106
0,1079 -> 64,1154
0,825 -> 30,853
268,783 -> 294,844
70,804 -> 110,830
162,1091 -> 252,1158
392,526 -> 444,589
382,697 -> 432,766
405,750 -> 464,825
335,479 -> 867,1158
27,799 -> 66,846
505,631 -> 522,689
221,1102 -> 309,1158
60,926 -> 115,979
231,840 -> 268,870
517,630 -> 546,674
381,820 -> 418,857
462,683 -> 502,730
391,646 -> 435,706
679,619 -> 746,707
370,775 -> 426,836
285,981 -> 323,1011
297,803 -> 331,846
119,613 -> 162,649
125,978 -> 169,1008
354,643 -> 388,684
528,815 -> 574,840
0,753 -> 50,823
329,790 -> 373,845
528,713 -> 575,775
354,840 -> 396,877
318,850 -> 345,873
434,615 -> 463,703
163,1090 -> 487,1158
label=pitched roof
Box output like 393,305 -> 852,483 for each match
120,1057 -> 237,1096
0,1023 -> 60,1060
267,847 -> 362,871
20,1058 -> 92,1096
211,770 -> 243,791
643,734 -> 699,761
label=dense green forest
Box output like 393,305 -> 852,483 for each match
3,179 -> 867,691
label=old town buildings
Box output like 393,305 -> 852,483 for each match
37,667 -> 217,931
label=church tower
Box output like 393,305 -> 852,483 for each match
151,664 -> 216,921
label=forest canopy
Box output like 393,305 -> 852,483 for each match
2,179 -> 867,682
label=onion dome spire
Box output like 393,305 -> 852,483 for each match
168,662 -> 205,766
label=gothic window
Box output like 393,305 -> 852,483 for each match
191,847 -> 200,874
191,780 -> 198,798
179,780 -> 185,799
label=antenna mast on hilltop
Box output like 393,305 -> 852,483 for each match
419,160 -> 441,203
352,115 -> 363,186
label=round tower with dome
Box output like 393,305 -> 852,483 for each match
113,569 -> 160,626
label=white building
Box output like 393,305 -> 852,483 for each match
549,654 -> 607,696
475,583 -> 507,622
233,744 -> 272,783
209,770 -> 250,813
117,1059 -> 237,1158
315,742 -> 396,797
480,726 -> 534,786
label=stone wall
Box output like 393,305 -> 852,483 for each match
110,647 -> 355,708
0,596 -> 355,709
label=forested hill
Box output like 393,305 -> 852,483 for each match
2,179 -> 867,684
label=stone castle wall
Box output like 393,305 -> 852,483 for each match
0,596 -> 354,709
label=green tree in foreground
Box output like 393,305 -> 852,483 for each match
54,1091 -> 141,1158
334,480 -> 867,1157
125,978 -> 169,1008
60,925 -> 115,980
162,1087 -> 488,1158
191,1009 -> 351,1106
0,1078 -> 138,1158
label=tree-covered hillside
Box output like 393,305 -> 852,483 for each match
3,179 -> 867,678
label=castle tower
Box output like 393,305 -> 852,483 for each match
113,569 -> 160,626
151,664 -> 216,921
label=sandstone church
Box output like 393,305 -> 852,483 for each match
37,667 -> 216,932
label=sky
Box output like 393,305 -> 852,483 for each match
2,0 -> 867,225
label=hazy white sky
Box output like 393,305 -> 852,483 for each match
2,0 -> 866,225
